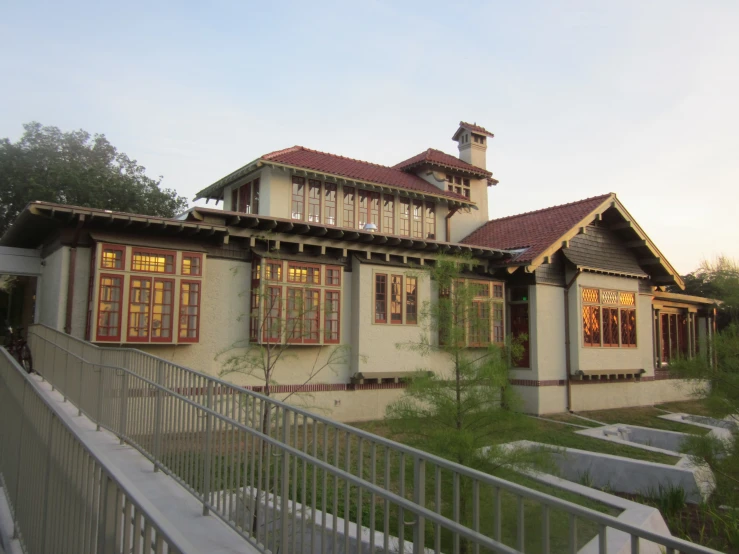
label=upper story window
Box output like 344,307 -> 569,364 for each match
325,183 -> 337,225
101,245 -> 125,270
250,257 -> 343,345
582,288 -> 637,348
232,178 -> 260,214
292,176 -> 306,220
446,175 -> 471,199
93,244 -> 204,344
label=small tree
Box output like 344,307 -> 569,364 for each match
673,255 -> 739,330
217,254 -> 350,537
218,258 -> 349,403
385,256 -> 547,552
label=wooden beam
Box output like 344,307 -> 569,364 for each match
610,221 -> 632,231
639,257 -> 662,265
624,239 -> 647,248
506,266 -> 517,274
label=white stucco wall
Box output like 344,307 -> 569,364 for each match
530,284 -> 567,381
570,379 -> 704,413
70,247 -> 92,337
351,258 -> 450,378
568,273 -> 655,375
38,246 -> 68,330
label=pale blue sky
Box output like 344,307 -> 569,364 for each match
2,1 -> 738,273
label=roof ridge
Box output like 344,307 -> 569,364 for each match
486,193 -> 613,224
264,145 -> 401,172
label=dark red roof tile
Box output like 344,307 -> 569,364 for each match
461,194 -> 613,263
261,146 -> 471,203
393,148 -> 492,177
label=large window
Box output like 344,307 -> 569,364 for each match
438,280 -> 506,348
179,281 -> 200,342
93,244 -> 203,344
325,183 -> 337,226
582,288 -> 637,348
249,258 -> 342,344
399,198 -> 410,236
96,275 -> 123,341
374,272 -> 419,326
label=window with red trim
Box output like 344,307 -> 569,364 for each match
182,253 -> 202,276
250,260 -> 261,342
265,261 -> 282,281
324,290 -> 340,343
178,281 -> 200,342
287,263 -> 320,284
128,277 -> 152,341
603,307 -> 619,347
375,274 -> 387,323
263,286 -> 282,343
151,279 -> 174,341
582,287 -> 638,348
101,244 -> 125,270
131,249 -> 174,273
405,277 -> 417,325
391,275 -> 403,324
621,309 -> 637,347
96,274 -> 123,341
326,267 -> 341,286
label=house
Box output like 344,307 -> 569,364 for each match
0,122 -> 718,420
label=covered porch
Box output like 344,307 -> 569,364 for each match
652,291 -> 718,368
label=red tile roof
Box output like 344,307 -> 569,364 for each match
261,146 -> 472,203
452,121 -> 495,140
393,148 -> 492,177
461,193 -> 613,263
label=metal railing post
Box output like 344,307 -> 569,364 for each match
280,409 -> 290,551
413,456 -> 426,554
38,411 -> 56,554
11,381 -> 28,539
77,342 -> 84,416
153,361 -> 165,472
119,369 -> 129,445
202,380 -> 213,515
96,350 -> 104,431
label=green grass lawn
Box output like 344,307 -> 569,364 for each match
575,406 -> 710,435
356,416 -> 680,465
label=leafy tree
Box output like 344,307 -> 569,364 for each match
0,122 -> 189,235
673,255 -> 739,329
385,256 -> 548,553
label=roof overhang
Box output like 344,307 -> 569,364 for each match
188,207 -> 510,260
653,291 -> 721,307
0,202 -> 229,249
194,159 -> 477,209
497,194 -> 685,289
452,123 -> 495,141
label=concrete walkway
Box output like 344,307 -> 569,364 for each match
31,374 -> 260,554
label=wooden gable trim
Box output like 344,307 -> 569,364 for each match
523,194 -> 685,290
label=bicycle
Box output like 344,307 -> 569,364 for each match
6,326 -> 33,374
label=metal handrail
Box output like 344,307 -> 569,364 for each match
27,323 -> 722,554
0,347 -> 194,554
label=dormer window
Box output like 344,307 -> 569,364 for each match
445,175 -> 471,198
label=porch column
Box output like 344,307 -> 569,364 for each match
654,308 -> 662,368
687,312 -> 693,359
